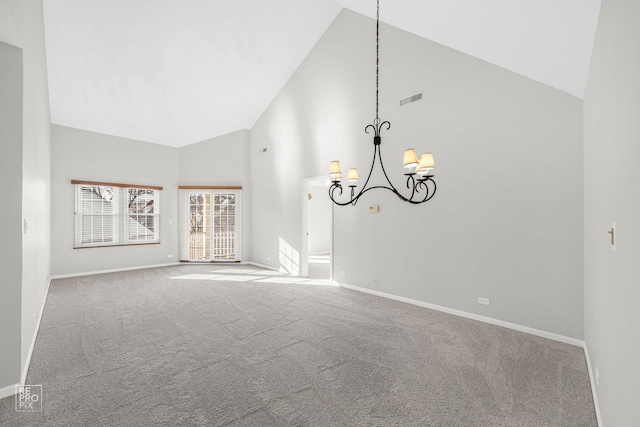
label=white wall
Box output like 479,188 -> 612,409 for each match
0,41 -> 23,391
0,0 -> 52,394
179,130 -> 252,260
307,184 -> 331,255
51,127 -> 253,275
0,0 -> 20,47
251,10 -> 585,339
584,0 -> 640,425
51,125 -> 180,276
12,0 -> 53,382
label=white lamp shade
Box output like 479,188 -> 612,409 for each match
403,149 -> 419,168
347,168 -> 359,182
329,160 -> 342,179
416,152 -> 435,174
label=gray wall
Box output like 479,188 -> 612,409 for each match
51,125 -> 180,276
251,10 -> 585,339
584,0 -> 640,425
179,130 -> 252,261
0,41 -> 23,390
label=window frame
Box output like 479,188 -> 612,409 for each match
124,187 -> 160,244
73,180 -> 163,249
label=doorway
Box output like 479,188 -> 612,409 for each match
301,177 -> 332,280
179,188 -> 242,262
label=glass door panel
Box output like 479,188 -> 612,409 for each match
180,189 -> 241,262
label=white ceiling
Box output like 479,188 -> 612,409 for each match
341,0 -> 601,99
43,0 -> 600,147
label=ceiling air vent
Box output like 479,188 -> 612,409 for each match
400,92 -> 423,107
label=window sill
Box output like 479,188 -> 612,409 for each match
73,242 -> 161,249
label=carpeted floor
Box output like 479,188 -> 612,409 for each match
308,253 -> 331,280
0,264 -> 597,426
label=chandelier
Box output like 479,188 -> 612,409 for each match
329,0 -> 437,206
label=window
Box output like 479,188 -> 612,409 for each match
126,188 -> 159,242
73,181 -> 162,248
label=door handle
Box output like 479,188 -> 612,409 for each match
607,227 -> 615,246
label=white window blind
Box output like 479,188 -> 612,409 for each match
73,181 -> 162,248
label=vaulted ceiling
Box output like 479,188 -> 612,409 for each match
42,0 -> 601,147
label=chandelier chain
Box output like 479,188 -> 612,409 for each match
376,0 -> 379,122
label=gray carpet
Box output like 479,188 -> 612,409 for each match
308,254 -> 331,280
0,265 -> 596,426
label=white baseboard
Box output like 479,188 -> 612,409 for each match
243,261 -> 280,272
50,262 -> 180,280
338,282 -> 585,347
583,343 -> 603,426
20,277 -> 53,385
0,383 -> 19,401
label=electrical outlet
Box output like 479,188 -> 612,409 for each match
478,297 -> 490,306
373,278 -> 378,284
596,367 -> 600,385
168,254 -> 173,258
339,271 -> 346,276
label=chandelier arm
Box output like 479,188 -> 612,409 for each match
423,178 -> 437,202
378,121 -> 390,135
405,174 -> 417,201
410,175 -> 417,200
375,141 -> 402,196
408,177 -> 437,204
414,177 -> 422,194
329,142 -> 379,206
414,179 -> 428,200
357,185 -> 408,202
329,183 -> 359,206
330,183 -> 369,207
328,183 -> 343,203
358,141 -> 380,191
331,181 -> 437,205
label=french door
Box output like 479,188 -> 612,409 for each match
179,188 -> 242,262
